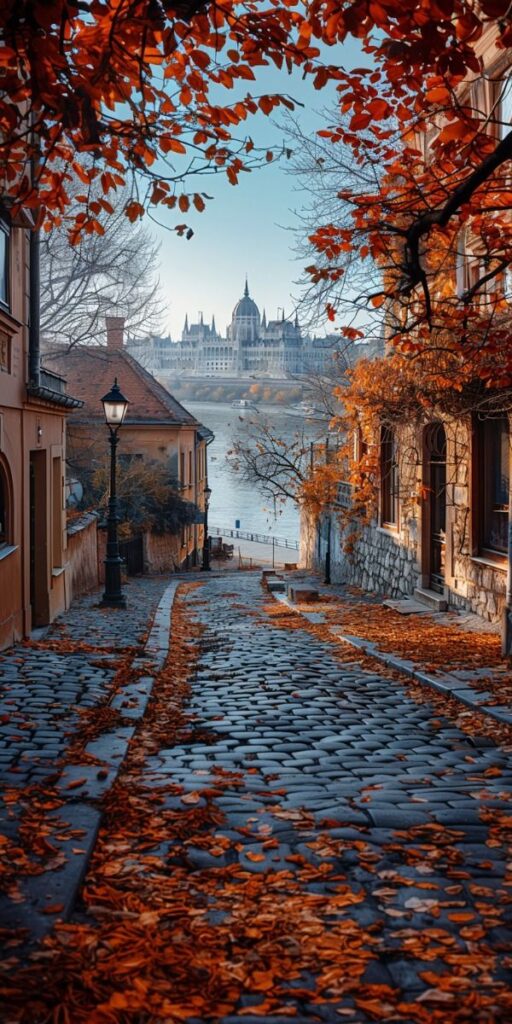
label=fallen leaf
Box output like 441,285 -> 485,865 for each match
65,778 -> 87,790
181,791 -> 201,805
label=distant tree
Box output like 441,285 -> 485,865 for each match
72,447 -> 198,538
228,415 -> 312,507
40,189 -> 164,349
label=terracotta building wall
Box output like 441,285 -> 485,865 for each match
66,514 -> 99,604
0,222 -> 70,648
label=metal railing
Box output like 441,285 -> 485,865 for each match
209,525 -> 299,551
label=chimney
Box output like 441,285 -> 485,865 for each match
106,315 -> 125,351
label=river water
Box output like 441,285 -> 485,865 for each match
185,401 -> 327,544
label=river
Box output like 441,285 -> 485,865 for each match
184,401 -> 328,544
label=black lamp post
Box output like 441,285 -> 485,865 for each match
202,484 -> 212,571
99,378 -> 129,608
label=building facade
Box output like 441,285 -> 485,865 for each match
304,412 -> 509,625
47,317 -> 213,572
303,29 -> 512,632
0,213 -> 82,649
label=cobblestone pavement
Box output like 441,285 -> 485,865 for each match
0,576 -> 168,789
145,573 -> 512,1019
0,575 -> 171,938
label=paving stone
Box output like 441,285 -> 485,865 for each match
6,570 -> 511,1002
0,803 -> 101,943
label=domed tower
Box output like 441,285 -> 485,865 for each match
228,278 -> 261,346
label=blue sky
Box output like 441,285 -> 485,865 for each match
149,39 -> 364,340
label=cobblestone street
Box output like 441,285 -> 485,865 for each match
144,573 -> 512,1018
1,571 -> 512,1021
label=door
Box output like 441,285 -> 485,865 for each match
425,423 -> 447,594
119,535 -> 144,575
30,450 -> 49,626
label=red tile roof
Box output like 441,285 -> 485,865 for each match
46,347 -> 198,426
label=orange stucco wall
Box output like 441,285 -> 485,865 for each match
0,223 -> 69,648
67,420 -> 208,570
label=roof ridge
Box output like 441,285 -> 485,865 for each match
121,350 -> 197,424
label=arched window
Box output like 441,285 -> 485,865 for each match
381,425 -> 398,526
0,459 -> 12,545
0,217 -> 9,310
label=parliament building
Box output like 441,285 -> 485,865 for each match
130,281 -> 337,379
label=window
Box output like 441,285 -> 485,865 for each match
0,459 -> 12,545
0,219 -> 9,309
495,75 -> 512,140
456,227 -> 485,299
180,451 -> 186,487
381,425 -> 398,526
0,329 -> 10,373
52,457 -> 63,568
477,416 -> 509,555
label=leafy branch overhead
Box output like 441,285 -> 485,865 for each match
300,1 -> 512,388
3,1 -> 512,385
0,0 -> 331,235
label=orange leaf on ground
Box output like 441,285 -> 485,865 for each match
181,791 -> 201,804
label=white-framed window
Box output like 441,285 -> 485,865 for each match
0,457 -> 12,546
381,425 -> 399,526
475,415 -> 510,555
0,218 -> 9,310
496,74 -> 512,140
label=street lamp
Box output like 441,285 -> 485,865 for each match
202,484 -> 212,571
99,378 -> 129,608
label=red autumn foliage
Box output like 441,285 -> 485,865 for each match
0,0 -> 329,234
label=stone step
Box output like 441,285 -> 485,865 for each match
267,579 -> 286,593
413,587 -> 448,612
287,585 -> 319,604
384,598 -> 436,616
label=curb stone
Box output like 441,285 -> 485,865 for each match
337,633 -> 512,727
270,589 -> 512,728
4,580 -> 179,946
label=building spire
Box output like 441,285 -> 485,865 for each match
184,313 -> 189,332
211,314 -> 216,335
244,276 -> 249,297
262,308 -> 267,328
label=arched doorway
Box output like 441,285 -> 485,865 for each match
424,422 -> 447,594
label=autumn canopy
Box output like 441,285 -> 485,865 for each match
2,1 -> 512,383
